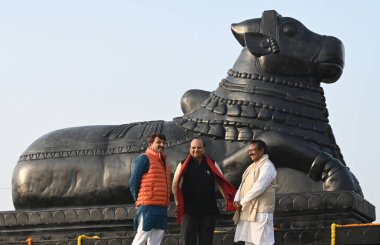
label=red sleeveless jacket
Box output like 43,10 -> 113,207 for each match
136,148 -> 171,207
175,155 -> 236,223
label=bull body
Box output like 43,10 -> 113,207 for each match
12,10 -> 362,209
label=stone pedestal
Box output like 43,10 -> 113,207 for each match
273,191 -> 377,244
274,191 -> 375,229
0,191 -> 377,244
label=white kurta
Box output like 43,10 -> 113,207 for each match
234,161 -> 277,245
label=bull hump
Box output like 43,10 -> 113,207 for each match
174,69 -> 335,149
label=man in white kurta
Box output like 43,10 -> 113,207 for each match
234,140 -> 277,245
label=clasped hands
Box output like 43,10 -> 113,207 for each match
233,201 -> 242,211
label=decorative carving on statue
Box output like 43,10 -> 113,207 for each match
12,10 -> 362,209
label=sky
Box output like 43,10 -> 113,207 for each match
0,1 -> 379,220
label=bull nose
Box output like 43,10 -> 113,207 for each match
315,36 -> 345,83
316,36 -> 344,68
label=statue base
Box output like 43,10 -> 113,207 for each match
0,191 -> 377,244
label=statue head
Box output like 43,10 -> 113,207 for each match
231,10 -> 344,83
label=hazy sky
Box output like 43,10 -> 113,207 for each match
1,1 -> 379,220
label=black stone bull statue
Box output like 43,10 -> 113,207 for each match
12,10 -> 362,209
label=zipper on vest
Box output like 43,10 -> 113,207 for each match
160,157 -> 170,207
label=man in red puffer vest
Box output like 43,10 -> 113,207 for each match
130,133 -> 171,245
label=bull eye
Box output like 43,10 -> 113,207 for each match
283,23 -> 299,37
260,39 -> 270,48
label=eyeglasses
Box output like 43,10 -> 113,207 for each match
190,147 -> 203,150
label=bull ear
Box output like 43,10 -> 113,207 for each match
244,32 -> 278,57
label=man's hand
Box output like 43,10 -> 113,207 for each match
233,201 -> 242,211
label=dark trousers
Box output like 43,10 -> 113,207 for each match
180,214 -> 217,245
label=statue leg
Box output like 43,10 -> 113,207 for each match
258,131 -> 362,195
309,152 -> 363,196
221,131 -> 362,196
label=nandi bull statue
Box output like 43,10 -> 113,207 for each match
12,10 -> 362,209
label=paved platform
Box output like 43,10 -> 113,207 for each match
0,191 -> 377,244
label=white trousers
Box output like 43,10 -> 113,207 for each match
131,215 -> 165,245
